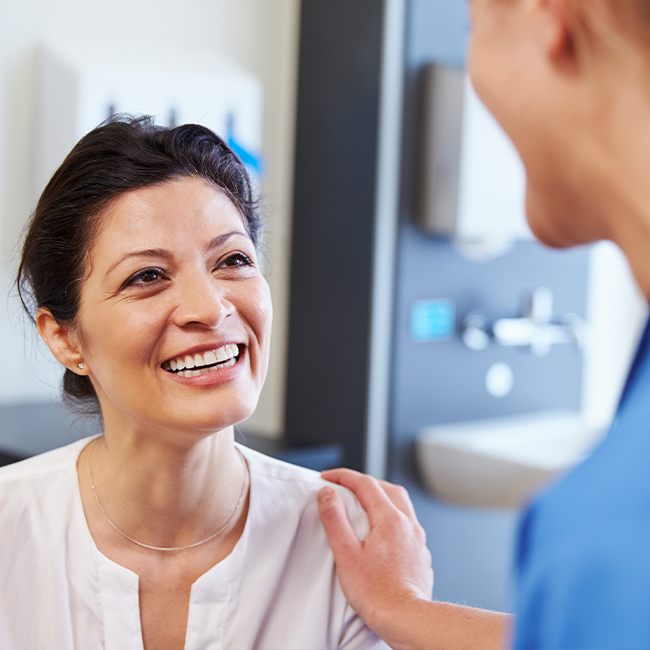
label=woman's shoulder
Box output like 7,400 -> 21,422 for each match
0,436 -> 92,486
238,444 -> 370,539
238,443 -> 323,484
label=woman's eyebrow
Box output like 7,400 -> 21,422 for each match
104,231 -> 249,279
105,248 -> 171,278
205,230 -> 249,252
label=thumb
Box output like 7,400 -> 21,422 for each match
318,486 -> 361,564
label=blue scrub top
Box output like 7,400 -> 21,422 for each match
514,315 -> 650,650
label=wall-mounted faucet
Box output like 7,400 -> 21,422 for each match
461,287 -> 587,357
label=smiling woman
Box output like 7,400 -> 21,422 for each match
0,116 -> 385,650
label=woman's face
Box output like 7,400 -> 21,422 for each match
74,176 -> 272,438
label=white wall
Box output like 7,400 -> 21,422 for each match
0,0 -> 300,437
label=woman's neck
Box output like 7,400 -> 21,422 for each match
83,424 -> 247,549
576,82 -> 650,302
597,136 -> 650,301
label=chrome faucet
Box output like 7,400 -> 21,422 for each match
461,287 -> 587,357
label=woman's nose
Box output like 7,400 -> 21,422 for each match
171,273 -> 235,329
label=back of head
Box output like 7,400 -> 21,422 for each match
16,115 -> 260,413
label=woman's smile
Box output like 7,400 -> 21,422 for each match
160,341 -> 247,386
162,341 -> 241,375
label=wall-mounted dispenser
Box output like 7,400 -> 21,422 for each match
418,63 -> 529,253
33,42 -> 263,203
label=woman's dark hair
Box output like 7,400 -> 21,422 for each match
16,114 -> 261,412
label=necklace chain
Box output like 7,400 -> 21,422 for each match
86,437 -> 249,552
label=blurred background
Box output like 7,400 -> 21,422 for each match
1,0 -> 646,612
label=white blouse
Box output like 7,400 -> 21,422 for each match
0,436 -> 386,650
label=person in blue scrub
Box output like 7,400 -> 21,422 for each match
316,1 -> 650,648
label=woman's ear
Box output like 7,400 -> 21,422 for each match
535,0 -> 577,61
36,308 -> 87,375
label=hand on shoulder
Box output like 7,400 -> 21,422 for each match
318,469 -> 513,650
317,468 -> 433,643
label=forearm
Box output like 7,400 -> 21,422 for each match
374,599 -> 513,650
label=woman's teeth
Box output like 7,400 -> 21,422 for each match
175,357 -> 237,377
162,344 -> 240,376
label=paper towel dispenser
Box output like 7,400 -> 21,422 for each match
34,42 -> 263,204
417,63 -> 530,250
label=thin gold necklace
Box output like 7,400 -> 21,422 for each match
86,437 -> 249,552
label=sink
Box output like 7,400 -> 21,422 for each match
416,410 -> 604,509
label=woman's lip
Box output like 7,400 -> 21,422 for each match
162,347 -> 247,387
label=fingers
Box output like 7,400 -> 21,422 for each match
378,479 -> 418,520
322,468 -> 419,528
320,468 -> 393,526
317,486 -> 361,562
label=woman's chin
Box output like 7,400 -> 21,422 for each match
528,217 -> 595,250
525,186 -> 600,249
528,222 -> 569,249
154,374 -> 262,435
526,198 -> 577,249
154,402 -> 258,438
195,409 -> 256,434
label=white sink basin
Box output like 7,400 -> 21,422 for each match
416,410 -> 604,509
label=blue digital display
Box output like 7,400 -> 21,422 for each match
410,299 -> 456,342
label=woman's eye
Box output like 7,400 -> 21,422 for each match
221,253 -> 253,268
124,268 -> 167,288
